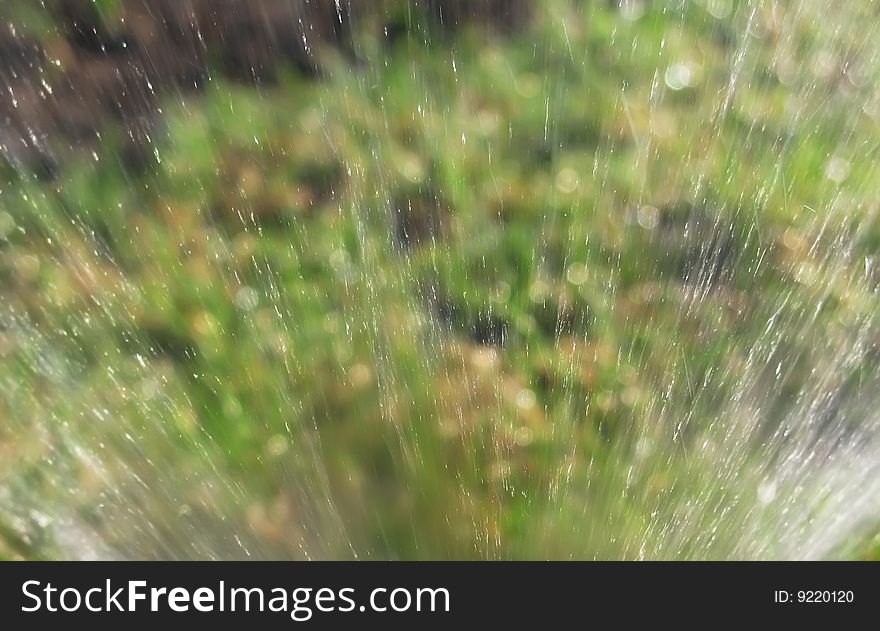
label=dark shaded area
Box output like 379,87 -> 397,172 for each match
533,295 -> 592,338
0,21 -> 44,74
0,0 -> 534,179
651,202 -> 742,288
392,190 -> 450,250
53,0 -> 130,54
427,291 -> 511,347
0,24 -> 58,178
136,321 -> 198,363
425,0 -> 533,33
471,312 -> 510,346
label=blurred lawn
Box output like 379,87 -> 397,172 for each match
2,0 -> 880,559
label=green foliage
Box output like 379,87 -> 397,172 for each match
2,0 -> 879,559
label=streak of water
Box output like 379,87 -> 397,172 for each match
1,0 -> 879,560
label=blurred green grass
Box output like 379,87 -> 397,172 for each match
2,0 -> 880,559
